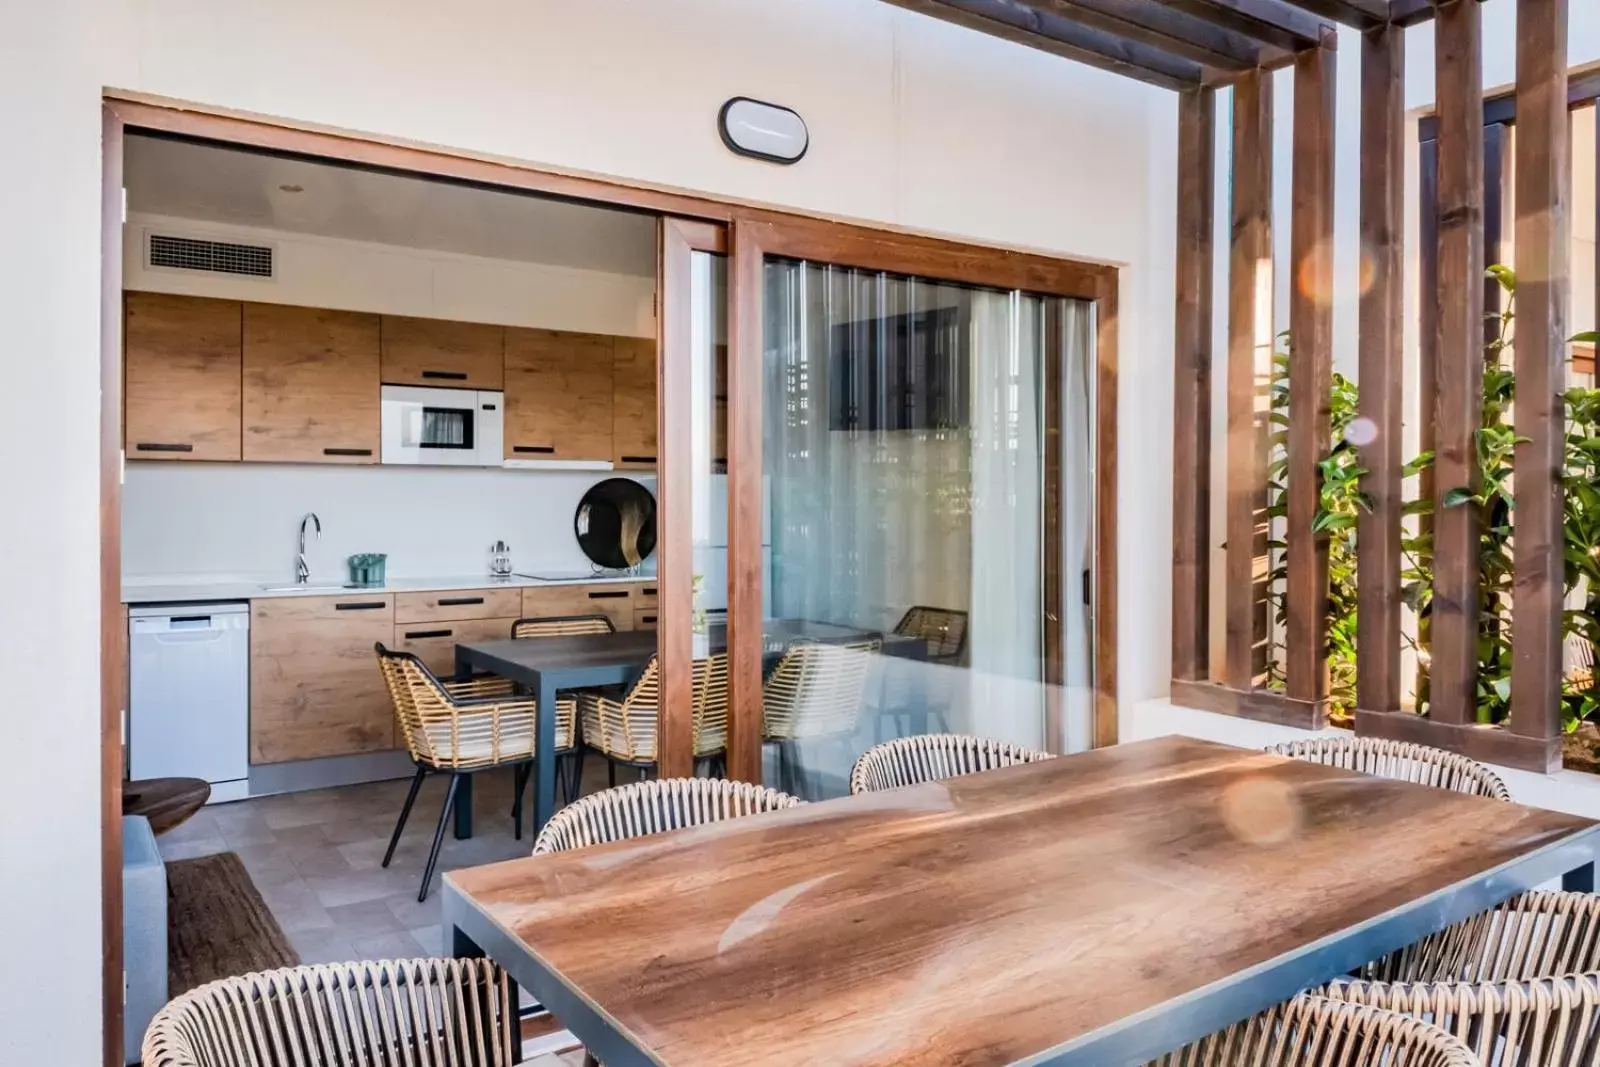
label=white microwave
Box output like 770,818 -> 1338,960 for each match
380,385 -> 504,466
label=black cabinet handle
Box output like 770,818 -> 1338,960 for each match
643,588 -> 657,597
437,596 -> 484,607
513,445 -> 555,454
135,442 -> 194,453
620,455 -> 657,464
324,447 -> 373,457
420,370 -> 469,381
405,628 -> 453,639
588,591 -> 627,600
639,615 -> 657,625
335,601 -> 387,611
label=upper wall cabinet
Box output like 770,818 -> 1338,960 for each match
243,303 -> 381,464
503,327 -> 615,463
612,337 -> 657,469
124,292 -> 244,461
380,315 -> 504,390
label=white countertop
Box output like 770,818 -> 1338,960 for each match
122,572 -> 656,606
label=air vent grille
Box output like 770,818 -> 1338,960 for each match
148,233 -> 273,278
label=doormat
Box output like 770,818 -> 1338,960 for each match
167,851 -> 298,996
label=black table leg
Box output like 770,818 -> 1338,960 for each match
536,670 -> 557,832
1565,861 -> 1596,893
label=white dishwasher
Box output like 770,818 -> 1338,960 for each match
129,602 -> 250,801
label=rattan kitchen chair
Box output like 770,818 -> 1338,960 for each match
764,639 -> 879,798
533,776 -> 802,854
850,732 -> 1054,794
1267,736 -> 1510,801
375,643 -> 577,901
1148,994 -> 1478,1067
1322,971 -> 1600,1066
142,957 -> 519,1067
876,606 -> 968,737
511,613 -> 615,639
578,652 -> 728,783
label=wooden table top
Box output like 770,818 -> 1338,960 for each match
445,736 -> 1596,1067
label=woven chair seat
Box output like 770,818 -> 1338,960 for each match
1322,972 -> 1600,1065
1266,736 -> 1510,801
417,697 -> 576,765
533,777 -> 802,854
442,675 -> 519,700
850,732 -> 1054,794
578,653 -> 727,764
142,957 -> 519,1067
1147,994 -> 1477,1066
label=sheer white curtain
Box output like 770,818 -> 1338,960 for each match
1060,300 -> 1096,753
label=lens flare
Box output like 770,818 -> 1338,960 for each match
1220,775 -> 1301,847
1344,417 -> 1379,447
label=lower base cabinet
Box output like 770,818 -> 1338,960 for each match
392,616 -> 520,675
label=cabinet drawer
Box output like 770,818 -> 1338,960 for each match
634,608 -> 659,631
251,594 -> 394,625
394,587 -> 520,624
392,617 -> 520,676
634,583 -> 658,608
522,584 -> 635,631
380,315 -> 504,390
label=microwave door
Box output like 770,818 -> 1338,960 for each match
382,386 -> 485,466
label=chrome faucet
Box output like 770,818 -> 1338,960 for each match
296,513 -> 322,585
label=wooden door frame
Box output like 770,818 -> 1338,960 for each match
98,93 -> 1120,1058
725,213 -> 1119,771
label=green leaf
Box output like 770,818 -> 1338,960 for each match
1487,264 -> 1516,292
1442,486 -> 1477,509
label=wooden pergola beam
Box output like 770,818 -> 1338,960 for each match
1160,0 -> 1334,53
1389,0 -> 1488,29
1039,0 -> 1282,71
1286,0 -> 1387,30
885,0 -> 1205,91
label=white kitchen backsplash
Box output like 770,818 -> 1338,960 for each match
122,463 -> 657,584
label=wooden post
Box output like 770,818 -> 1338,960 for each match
1226,70 -> 1273,691
1510,0 -> 1568,766
1173,86 -> 1215,683
726,220 -> 765,783
1430,0 -> 1485,726
1286,42 -> 1335,705
1356,23 -> 1406,714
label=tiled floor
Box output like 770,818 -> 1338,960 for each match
159,760 -> 615,1065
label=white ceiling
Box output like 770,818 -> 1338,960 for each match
124,135 -> 657,277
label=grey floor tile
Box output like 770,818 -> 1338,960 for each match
350,930 -> 427,960
407,925 -> 443,955
287,929 -> 360,966
384,893 -> 442,931
158,835 -> 229,861
323,897 -> 408,942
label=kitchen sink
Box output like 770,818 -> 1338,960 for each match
258,584 -> 358,594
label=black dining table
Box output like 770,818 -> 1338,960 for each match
452,619 -> 925,836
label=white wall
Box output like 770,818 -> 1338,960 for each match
123,464 -> 648,583
125,212 -> 655,337
5,0 -> 1177,1054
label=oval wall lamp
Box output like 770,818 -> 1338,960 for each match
718,97 -> 809,165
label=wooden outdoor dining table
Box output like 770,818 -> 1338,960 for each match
451,619 -> 925,838
443,735 -> 1600,1067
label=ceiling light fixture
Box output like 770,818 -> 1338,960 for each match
718,98 -> 808,165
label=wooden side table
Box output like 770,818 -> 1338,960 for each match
122,777 -> 211,836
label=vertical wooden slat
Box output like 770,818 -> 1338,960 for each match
1286,42 -> 1336,704
1227,70 -> 1273,691
1431,0 -> 1486,726
726,220 -> 765,783
655,220 -> 698,777
1510,0 -> 1568,757
1173,87 -> 1215,684
1356,23 -> 1406,714
1044,299 -> 1065,750
1094,268 -> 1121,749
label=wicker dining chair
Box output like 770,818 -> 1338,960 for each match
142,958 -> 519,1067
877,606 -> 968,737
1357,890 -> 1600,985
533,776 -> 802,854
850,732 -> 1054,794
578,652 -> 728,782
1266,736 -> 1511,801
511,613 -> 615,639
375,643 -> 577,901
894,605 -> 969,663
764,640 -> 879,798
1322,971 -> 1600,1066
1148,994 -> 1478,1067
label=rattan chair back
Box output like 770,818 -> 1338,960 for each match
579,652 -> 729,762
375,643 -> 572,770
894,605 -> 968,661
1148,994 -> 1479,1066
1323,972 -> 1600,1066
511,614 -> 615,639
142,958 -> 519,1067
532,776 -> 801,854
849,732 -> 1054,794
1359,891 -> 1600,985
763,639 -> 879,741
1267,736 -> 1510,800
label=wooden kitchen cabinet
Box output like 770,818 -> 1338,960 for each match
380,315 -> 504,390
521,583 -> 642,632
249,594 -> 396,764
394,587 -> 522,625
503,327 -> 614,462
611,337 -> 657,470
124,292 -> 243,461
392,616 -> 520,676
243,302 -> 381,463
